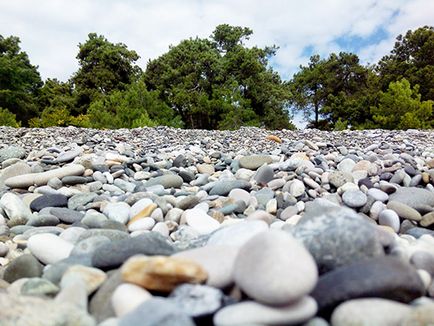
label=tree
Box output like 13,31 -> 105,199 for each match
289,52 -> 371,129
145,24 -> 293,130
371,78 -> 432,129
88,79 -> 183,129
0,108 -> 20,127
71,33 -> 141,114
377,26 -> 434,102
0,35 -> 42,125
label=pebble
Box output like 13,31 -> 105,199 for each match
214,296 -> 317,326
233,230 -> 317,305
239,155 -> 272,170
387,200 -> 422,221
185,208 -> 220,235
342,189 -> 367,208
29,193 -> 68,211
378,209 -> 400,232
121,255 -> 208,292
27,233 -> 74,265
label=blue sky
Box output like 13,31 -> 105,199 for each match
0,0 -> 433,127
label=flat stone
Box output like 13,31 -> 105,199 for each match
197,163 -> 215,174
329,171 -> 353,188
207,220 -> 268,247
61,175 -> 88,185
367,188 -> 389,202
77,229 -> 129,242
233,229 -> 318,305
26,213 -> 60,227
70,235 -> 111,257
176,196 -> 200,210
421,211 -> 434,227
111,283 -> 152,317
121,255 -> 207,292
27,233 -> 74,265
209,180 -> 251,196
401,303 -> 434,325
389,187 -> 434,211
331,298 -> 412,326
29,194 -> 68,211
63,265 -> 107,294
169,284 -> 224,317
239,155 -> 273,170
50,207 -> 84,223
312,256 -> 425,315
0,161 -> 31,188
387,200 -> 422,221
173,245 -> 238,288
142,174 -> 183,189
342,189 -> 367,208
214,296 -> 317,326
3,254 -> 43,283
91,232 -> 176,269
56,148 -> 83,163
185,208 -> 220,235
5,164 -> 85,188
119,298 -> 194,326
292,205 -> 384,273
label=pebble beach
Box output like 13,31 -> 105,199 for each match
1,126 -> 434,325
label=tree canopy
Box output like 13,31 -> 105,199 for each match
0,35 -> 42,125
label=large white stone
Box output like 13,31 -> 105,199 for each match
0,192 -> 32,221
27,233 -> 74,265
111,283 -> 152,317
207,220 -> 268,247
214,296 -> 317,326
103,202 -> 131,224
185,209 -> 220,235
233,229 -> 318,305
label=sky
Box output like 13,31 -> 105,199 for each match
1,0 -> 433,127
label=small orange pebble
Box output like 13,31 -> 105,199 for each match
266,134 -> 282,143
128,203 -> 157,225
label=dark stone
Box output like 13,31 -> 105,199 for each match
61,176 -> 88,185
91,232 -> 176,269
119,298 -> 194,326
209,180 -> 251,196
89,269 -> 122,323
3,254 -> 43,283
30,194 -> 68,211
380,172 -> 394,181
312,256 -> 425,316
291,205 -> 384,274
179,170 -> 195,183
42,254 -> 92,284
358,177 -> 373,189
173,155 -> 188,168
50,207 -> 84,224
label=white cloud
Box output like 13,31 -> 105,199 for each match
0,0 -> 431,85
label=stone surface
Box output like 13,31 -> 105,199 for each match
312,256 -> 425,314
3,254 -> 43,283
0,192 -> 32,222
121,255 -> 208,292
173,245 -> 238,288
342,189 -> 367,208
185,208 -> 220,235
331,298 -> 412,326
119,298 -> 194,326
207,220 -> 268,247
292,205 -> 384,273
5,164 -> 85,188
387,200 -> 422,221
239,155 -> 273,170
29,194 -> 68,211
112,283 -> 152,317
27,233 -> 74,265
92,232 -> 176,269
389,187 -> 434,210
214,296 -> 317,326
233,229 -> 318,305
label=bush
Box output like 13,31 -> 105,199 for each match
0,108 -> 20,127
29,107 -> 90,128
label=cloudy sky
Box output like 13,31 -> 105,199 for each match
0,0 -> 433,125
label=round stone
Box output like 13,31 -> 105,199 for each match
239,155 -> 273,170
3,254 -> 43,283
342,189 -> 367,208
185,209 -> 220,235
387,200 -> 421,221
27,233 -> 74,265
254,164 -> 274,184
111,283 -> 152,317
367,188 -> 389,202
378,209 -> 400,232
233,229 -> 318,305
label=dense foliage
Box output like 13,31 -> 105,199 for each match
0,25 -> 433,130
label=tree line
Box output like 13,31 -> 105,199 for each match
0,24 -> 433,130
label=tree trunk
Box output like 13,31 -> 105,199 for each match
314,103 -> 319,128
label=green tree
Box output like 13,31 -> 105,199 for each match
71,33 -> 141,115
290,52 -> 371,129
0,108 -> 20,127
145,24 -> 293,130
0,35 -> 42,125
371,78 -> 432,129
377,26 -> 434,101
88,79 -> 183,129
